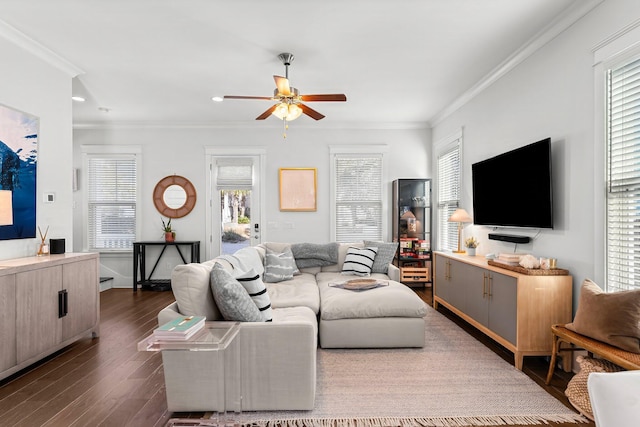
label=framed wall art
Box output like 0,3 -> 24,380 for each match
279,168 -> 317,212
0,103 -> 38,240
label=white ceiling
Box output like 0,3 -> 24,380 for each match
0,0 -> 589,128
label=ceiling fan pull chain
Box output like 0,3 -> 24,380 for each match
283,119 -> 288,139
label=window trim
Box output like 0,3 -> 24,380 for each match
593,21 -> 640,290
329,145 -> 389,242
81,145 -> 142,253
434,130 -> 463,252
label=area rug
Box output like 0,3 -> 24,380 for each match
231,305 -> 587,427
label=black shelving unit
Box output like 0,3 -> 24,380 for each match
392,179 -> 432,288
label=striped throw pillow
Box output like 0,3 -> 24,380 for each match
342,246 -> 378,276
235,268 -> 273,322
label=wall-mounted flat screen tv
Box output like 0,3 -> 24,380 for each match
472,138 -> 553,229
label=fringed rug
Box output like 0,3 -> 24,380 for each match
231,305 -> 586,426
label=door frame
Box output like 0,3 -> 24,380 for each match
205,147 -> 266,261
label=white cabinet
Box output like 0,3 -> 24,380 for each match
434,252 -> 572,370
0,253 -> 100,380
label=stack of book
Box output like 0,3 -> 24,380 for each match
153,315 -> 206,340
492,253 -> 523,266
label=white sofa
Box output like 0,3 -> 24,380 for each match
158,242 -> 428,412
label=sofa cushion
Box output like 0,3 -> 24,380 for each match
210,264 -> 264,322
316,272 -> 427,320
364,240 -> 398,274
171,263 -> 222,320
264,246 -> 299,283
266,273 -> 321,314
321,242 -> 363,272
566,279 -> 640,353
235,268 -> 273,322
219,246 -> 265,276
341,246 -> 378,276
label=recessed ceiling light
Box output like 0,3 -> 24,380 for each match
211,96 -> 223,102
72,96 -> 86,102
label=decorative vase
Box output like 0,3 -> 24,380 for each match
466,247 -> 476,256
165,231 -> 175,242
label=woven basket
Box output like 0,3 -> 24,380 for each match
565,355 -> 623,420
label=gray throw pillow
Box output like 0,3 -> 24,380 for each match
364,240 -> 399,274
341,246 -> 378,276
234,268 -> 273,322
263,246 -> 299,283
210,264 -> 263,322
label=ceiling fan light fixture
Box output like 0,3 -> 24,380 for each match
272,102 -> 302,121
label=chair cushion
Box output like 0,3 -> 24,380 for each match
566,279 -> 640,353
210,264 -> 264,322
341,246 -> 378,277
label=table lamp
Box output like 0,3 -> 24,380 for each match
448,208 -> 472,253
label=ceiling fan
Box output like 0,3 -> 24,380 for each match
224,53 -> 347,123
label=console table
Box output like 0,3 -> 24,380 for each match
133,241 -> 200,291
433,251 -> 573,370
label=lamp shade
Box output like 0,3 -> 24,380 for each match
0,190 -> 13,226
272,103 -> 302,121
448,208 -> 473,223
401,210 -> 416,219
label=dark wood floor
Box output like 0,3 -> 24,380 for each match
0,287 -> 592,427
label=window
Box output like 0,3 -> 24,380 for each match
331,146 -> 386,242
83,147 -> 140,251
437,137 -> 461,251
605,55 -> 640,292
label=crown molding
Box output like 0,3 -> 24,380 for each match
430,0 -> 604,126
72,120 -> 431,131
0,19 -> 83,77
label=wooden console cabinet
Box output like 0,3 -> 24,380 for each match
433,252 -> 572,370
0,253 -> 100,380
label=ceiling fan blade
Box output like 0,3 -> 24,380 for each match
224,95 -> 272,100
300,94 -> 347,102
299,103 -> 325,120
273,75 -> 291,96
256,105 -> 277,120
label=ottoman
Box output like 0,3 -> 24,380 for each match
316,272 -> 428,348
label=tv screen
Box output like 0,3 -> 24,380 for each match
472,138 -> 553,229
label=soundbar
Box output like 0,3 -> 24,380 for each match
488,233 -> 530,244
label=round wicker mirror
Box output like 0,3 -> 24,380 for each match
153,175 -> 197,218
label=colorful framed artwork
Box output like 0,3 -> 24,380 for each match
0,103 -> 38,240
279,168 -> 317,212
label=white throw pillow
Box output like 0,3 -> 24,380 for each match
263,246 -> 299,283
234,268 -> 273,322
341,246 -> 378,276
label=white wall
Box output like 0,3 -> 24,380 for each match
431,0 -> 640,310
0,37 -> 74,261
73,125 -> 431,287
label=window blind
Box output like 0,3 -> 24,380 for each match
606,56 -> 640,292
216,158 -> 253,188
437,144 -> 461,251
334,155 -> 383,242
87,156 -> 137,251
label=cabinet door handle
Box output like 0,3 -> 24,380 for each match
445,260 -> 451,280
488,275 -> 493,298
482,273 -> 488,298
63,289 -> 69,316
58,290 -> 65,318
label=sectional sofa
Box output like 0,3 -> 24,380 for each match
157,241 -> 428,412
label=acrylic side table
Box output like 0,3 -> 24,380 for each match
138,322 -> 241,426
